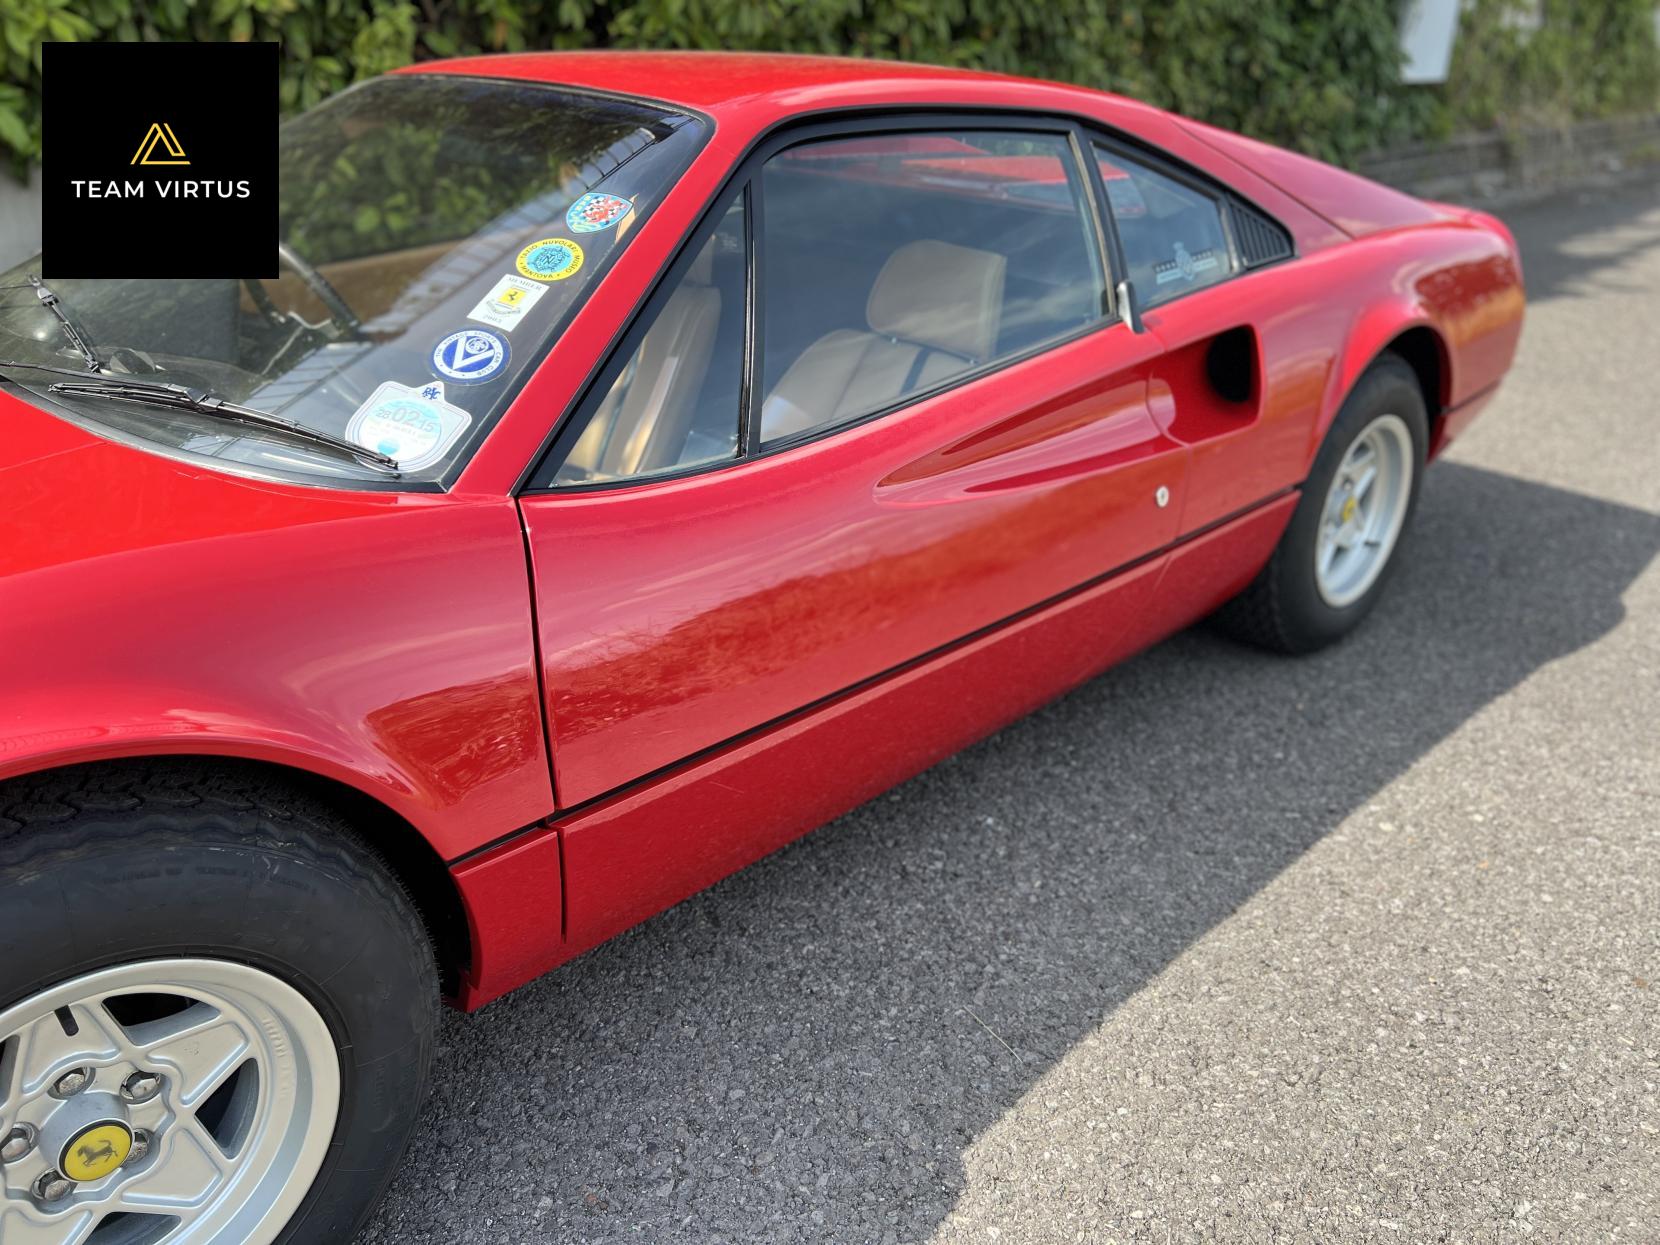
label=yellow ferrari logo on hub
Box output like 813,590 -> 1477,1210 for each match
1340,495 -> 1358,524
61,1122 -> 133,1181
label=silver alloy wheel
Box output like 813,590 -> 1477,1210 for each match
1314,412 -> 1414,608
0,960 -> 339,1245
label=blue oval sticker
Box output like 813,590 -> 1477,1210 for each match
430,328 -> 510,384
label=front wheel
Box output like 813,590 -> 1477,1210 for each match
1215,354 -> 1429,653
0,763 -> 438,1245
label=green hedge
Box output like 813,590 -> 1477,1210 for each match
1442,0 -> 1660,133
1,0 -> 1656,180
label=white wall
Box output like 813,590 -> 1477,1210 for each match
0,171 -> 42,269
1399,0 -> 1462,85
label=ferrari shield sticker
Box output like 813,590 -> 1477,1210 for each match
430,328 -> 510,384
516,237 -> 584,281
566,192 -> 634,233
467,274 -> 547,332
1154,241 -> 1221,286
347,380 -> 471,472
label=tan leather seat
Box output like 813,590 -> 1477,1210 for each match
564,239 -> 721,478
760,239 -> 1007,442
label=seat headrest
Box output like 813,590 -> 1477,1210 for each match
865,240 -> 1007,362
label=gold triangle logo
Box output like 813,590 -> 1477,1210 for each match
131,122 -> 188,166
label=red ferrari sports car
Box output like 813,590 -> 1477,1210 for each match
0,52 -> 1521,1244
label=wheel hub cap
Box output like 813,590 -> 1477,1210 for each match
34,1090 -> 134,1188
0,959 -> 340,1245
59,1121 -> 133,1183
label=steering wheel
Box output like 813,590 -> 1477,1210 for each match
242,241 -> 361,338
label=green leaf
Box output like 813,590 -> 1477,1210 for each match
0,108 -> 30,153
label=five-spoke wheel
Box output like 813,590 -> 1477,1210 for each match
0,763 -> 438,1245
1314,412 -> 1415,609
0,961 -> 339,1245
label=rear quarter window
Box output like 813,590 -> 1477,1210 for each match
1096,145 -> 1236,307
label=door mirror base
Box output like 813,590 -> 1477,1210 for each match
1116,280 -> 1145,334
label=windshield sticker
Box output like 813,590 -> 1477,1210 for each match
516,237 -> 584,282
430,328 -> 510,384
467,275 -> 547,333
346,380 -> 471,473
566,192 -> 634,233
1154,242 -> 1221,286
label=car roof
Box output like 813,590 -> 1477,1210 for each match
405,50 -> 1154,129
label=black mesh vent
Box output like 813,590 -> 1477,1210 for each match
1232,201 -> 1294,268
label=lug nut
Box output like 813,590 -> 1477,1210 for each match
1,1124 -> 36,1163
125,1129 -> 153,1166
121,1071 -> 164,1103
32,1171 -> 76,1203
50,1067 -> 92,1097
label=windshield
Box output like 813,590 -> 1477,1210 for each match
0,74 -> 705,486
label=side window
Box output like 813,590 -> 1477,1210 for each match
552,189 -> 746,484
758,131 -> 1105,446
1095,145 -> 1235,307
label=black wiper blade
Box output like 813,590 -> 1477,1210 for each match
43,376 -> 401,474
0,359 -> 116,382
27,275 -> 102,372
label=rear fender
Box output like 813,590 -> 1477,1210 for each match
1325,304 -> 1448,447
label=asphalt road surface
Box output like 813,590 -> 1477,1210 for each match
360,173 -> 1660,1244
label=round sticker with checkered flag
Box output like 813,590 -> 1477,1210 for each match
566,192 -> 634,233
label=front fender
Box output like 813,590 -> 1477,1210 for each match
0,496 -> 552,861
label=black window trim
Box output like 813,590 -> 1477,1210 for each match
741,177 -> 764,458
519,103 -> 1294,495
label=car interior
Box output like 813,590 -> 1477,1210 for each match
554,132 -> 1107,484
560,195 -> 746,480
757,236 -> 1009,442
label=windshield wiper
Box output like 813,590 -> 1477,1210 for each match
30,373 -> 401,474
26,275 -> 102,372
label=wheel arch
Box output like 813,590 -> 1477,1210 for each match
1381,325 -> 1450,455
0,752 -> 473,1000
1325,310 -> 1451,459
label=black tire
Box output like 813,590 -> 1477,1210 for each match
1214,354 -> 1429,653
0,759 -> 438,1244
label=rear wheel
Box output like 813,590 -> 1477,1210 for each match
0,763 -> 438,1245
1215,354 -> 1429,653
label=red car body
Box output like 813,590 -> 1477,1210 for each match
0,54 -> 1524,1009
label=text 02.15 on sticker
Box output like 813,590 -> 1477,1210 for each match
346,380 -> 471,473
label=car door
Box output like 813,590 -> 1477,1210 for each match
1090,140 -> 1306,534
518,119 -> 1191,808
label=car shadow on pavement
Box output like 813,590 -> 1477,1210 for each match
360,460 -> 1658,1245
